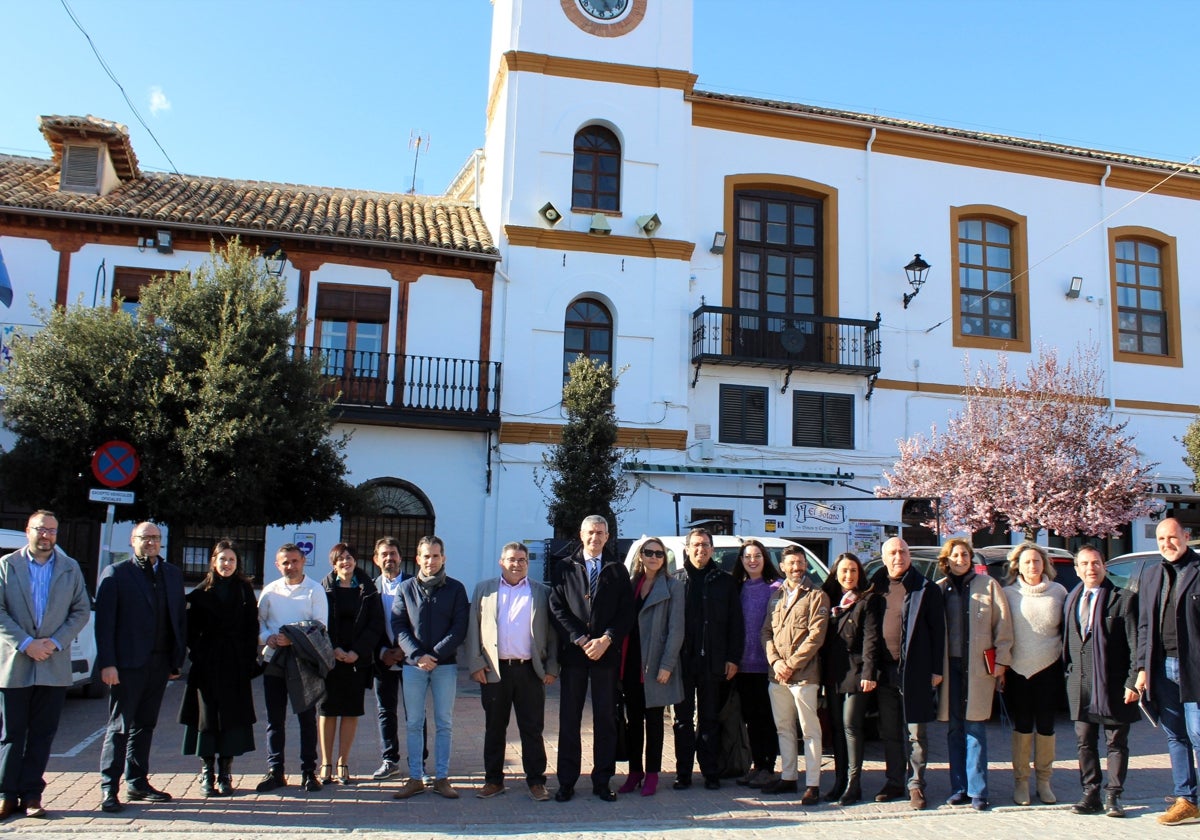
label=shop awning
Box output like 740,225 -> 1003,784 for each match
622,462 -> 853,483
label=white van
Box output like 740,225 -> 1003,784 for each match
0,529 -> 99,696
624,534 -> 829,584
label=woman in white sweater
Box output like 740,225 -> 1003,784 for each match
1002,542 -> 1067,806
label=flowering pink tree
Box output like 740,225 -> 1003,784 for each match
878,343 -> 1157,541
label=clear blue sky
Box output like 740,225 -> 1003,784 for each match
3,0 -> 1195,196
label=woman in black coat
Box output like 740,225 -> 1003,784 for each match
179,540 -> 260,796
319,543 -> 385,785
819,552 -> 880,805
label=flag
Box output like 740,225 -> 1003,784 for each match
0,245 -> 13,308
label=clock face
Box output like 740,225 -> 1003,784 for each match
562,0 -> 645,36
578,0 -> 629,21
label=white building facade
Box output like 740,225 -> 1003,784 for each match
2,1 -> 1197,593
474,0 -> 1199,568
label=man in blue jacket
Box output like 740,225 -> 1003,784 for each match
391,536 -> 468,800
95,522 -> 186,813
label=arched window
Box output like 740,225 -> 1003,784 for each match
950,205 -> 1030,352
340,479 -> 434,578
1115,238 -> 1167,354
563,297 -> 613,380
572,126 -> 621,212
1108,226 -> 1181,367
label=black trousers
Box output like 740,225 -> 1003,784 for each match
0,685 -> 67,798
263,673 -> 317,774
1075,719 -> 1130,796
622,672 -> 665,774
673,664 -> 729,783
734,672 -> 777,770
99,657 -> 170,792
1007,662 -> 1061,735
827,690 -> 869,791
557,664 -> 617,791
481,660 -> 547,785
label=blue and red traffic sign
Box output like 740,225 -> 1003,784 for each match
91,440 -> 140,488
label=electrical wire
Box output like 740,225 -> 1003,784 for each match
58,0 -> 182,178
920,151 -> 1200,335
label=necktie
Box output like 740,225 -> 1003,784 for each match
1081,590 -> 1094,638
588,560 -> 599,598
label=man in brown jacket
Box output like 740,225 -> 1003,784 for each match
763,545 -> 829,804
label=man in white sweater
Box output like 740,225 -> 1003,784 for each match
256,544 -> 329,794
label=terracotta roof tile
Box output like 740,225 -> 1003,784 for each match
0,153 -> 498,258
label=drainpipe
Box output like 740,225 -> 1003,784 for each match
864,128 -> 877,445
1099,165 -> 1114,410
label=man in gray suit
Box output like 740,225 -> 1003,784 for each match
0,510 -> 90,819
465,542 -> 559,802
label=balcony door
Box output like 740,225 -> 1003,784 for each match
734,190 -> 823,362
315,285 -> 391,405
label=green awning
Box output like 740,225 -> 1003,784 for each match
623,462 -> 852,482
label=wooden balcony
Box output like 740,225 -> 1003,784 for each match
690,306 -> 881,392
301,346 -> 501,431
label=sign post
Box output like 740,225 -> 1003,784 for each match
91,441 -> 140,577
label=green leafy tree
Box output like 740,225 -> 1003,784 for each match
1184,416 -> 1200,488
537,356 -> 630,541
0,238 -> 358,527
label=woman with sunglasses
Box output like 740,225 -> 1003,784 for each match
731,539 -> 783,788
617,537 -> 684,796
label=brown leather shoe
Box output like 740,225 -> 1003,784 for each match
800,786 -> 821,806
23,798 -> 47,819
476,781 -> 506,799
0,798 -> 16,820
528,783 -> 550,801
392,778 -> 426,800
909,788 -> 927,810
432,778 -> 460,799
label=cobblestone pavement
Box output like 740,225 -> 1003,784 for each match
2,668 -> 1188,837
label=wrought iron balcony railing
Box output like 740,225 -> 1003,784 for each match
300,346 -> 501,430
690,305 -> 881,390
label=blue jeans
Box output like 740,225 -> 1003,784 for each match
402,664 -> 456,780
1158,657 -> 1200,803
947,662 -> 988,798
374,668 -> 401,764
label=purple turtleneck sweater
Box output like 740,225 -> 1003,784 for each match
740,577 -> 781,673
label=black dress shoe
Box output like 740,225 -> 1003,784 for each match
838,787 -> 862,806
594,788 -> 617,802
554,787 -> 574,802
1072,795 -> 1103,815
1105,794 -> 1126,818
126,785 -> 172,802
703,777 -> 721,790
100,793 -> 124,813
762,778 -> 798,794
672,778 -> 692,790
300,772 -> 322,792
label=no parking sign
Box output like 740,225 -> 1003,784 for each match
92,440 -> 139,488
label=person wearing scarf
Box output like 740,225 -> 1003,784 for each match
935,539 -> 1012,811
1063,545 -> 1139,818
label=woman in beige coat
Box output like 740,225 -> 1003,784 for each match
935,538 -> 1012,811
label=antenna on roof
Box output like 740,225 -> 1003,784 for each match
408,130 -> 430,194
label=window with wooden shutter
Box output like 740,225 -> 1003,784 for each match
719,384 -> 768,445
792,391 -> 853,449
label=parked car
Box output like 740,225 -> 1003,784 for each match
1104,550 -> 1155,592
863,545 -> 987,583
623,534 -> 829,584
0,528 -> 100,697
